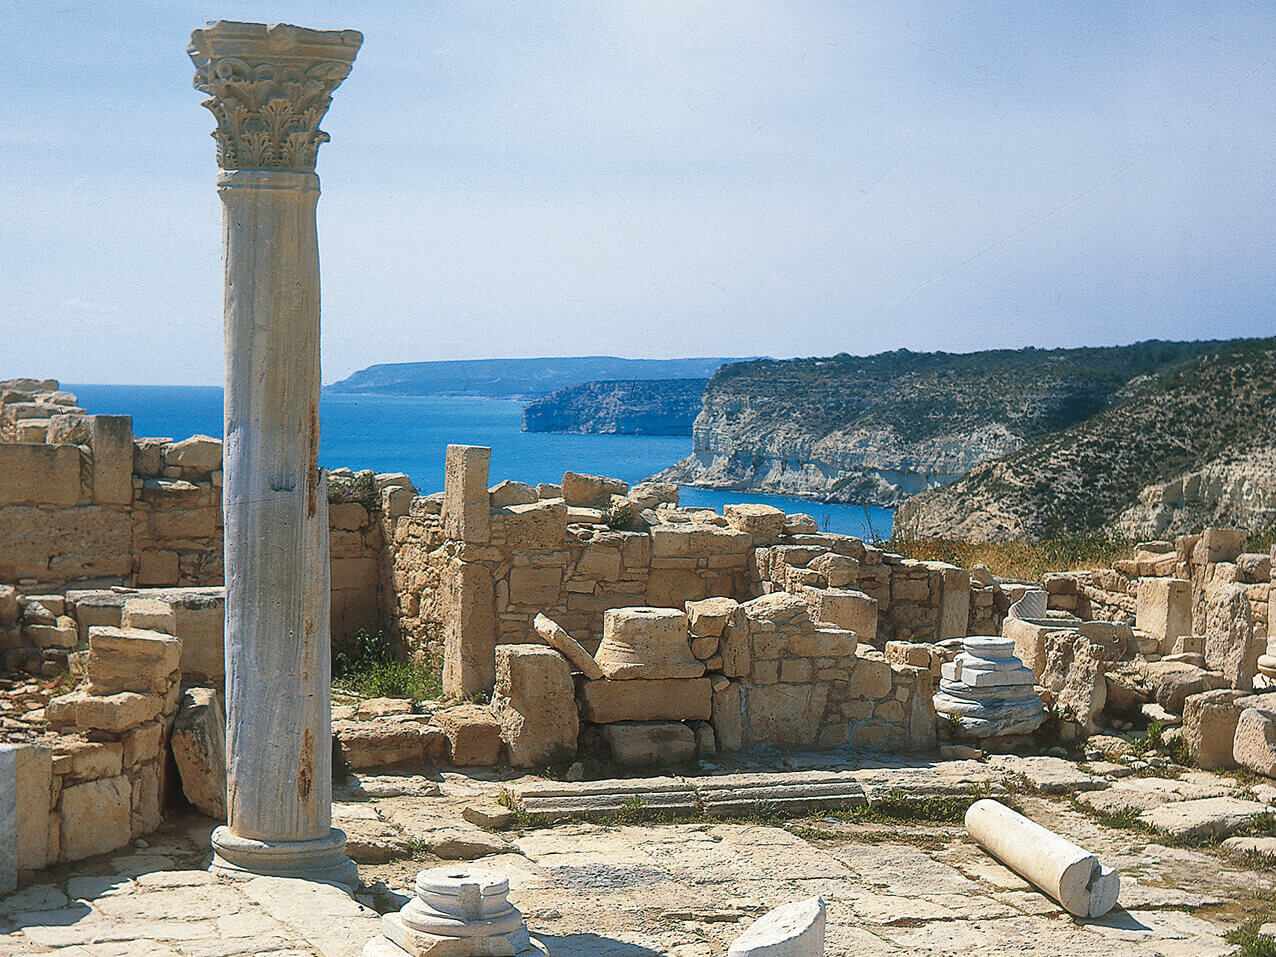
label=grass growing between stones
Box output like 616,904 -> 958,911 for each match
332,630 -> 442,700
1226,920 -> 1276,957
1083,799 -> 1276,855
890,536 -> 1135,580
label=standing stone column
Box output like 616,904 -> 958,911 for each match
189,20 -> 361,890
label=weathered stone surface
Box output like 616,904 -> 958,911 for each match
723,503 -> 786,537
86,626 -> 181,696
166,434 -> 223,471
1153,663 -> 1228,714
74,690 -> 162,734
595,606 -> 703,679
1141,796 -> 1268,839
686,597 -> 738,638
11,745 -> 52,872
563,470 -> 629,507
1137,578 -> 1192,649
1234,708 -> 1276,778
804,588 -> 876,643
172,687 -> 227,819
442,558 -> 496,698
437,704 -> 503,766
713,678 -> 744,752
601,721 -> 696,766
743,683 -> 828,749
165,591 -> 225,685
493,644 -> 578,767
531,613 -> 603,679
335,717 -> 425,770
1183,688 -> 1244,770
579,677 -> 713,723
59,775 -> 131,862
1041,632 -> 1106,732
489,479 -> 538,507
443,444 -> 491,544
1204,583 -> 1258,690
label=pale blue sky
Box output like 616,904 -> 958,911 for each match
1,2 -> 1271,385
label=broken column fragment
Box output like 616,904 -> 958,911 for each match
965,798 -> 1119,917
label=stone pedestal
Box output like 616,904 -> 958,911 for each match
364,866 -> 549,956
189,19 -> 361,891
933,636 -> 1045,737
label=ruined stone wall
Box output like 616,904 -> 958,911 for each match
0,385 -> 387,647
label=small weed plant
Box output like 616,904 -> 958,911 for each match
332,629 -> 441,701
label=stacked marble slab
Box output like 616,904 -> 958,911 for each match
933,636 -> 1045,737
364,866 -> 548,956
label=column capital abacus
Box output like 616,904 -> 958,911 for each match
189,20 -> 362,173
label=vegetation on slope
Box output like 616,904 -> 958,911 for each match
894,339 -> 1276,541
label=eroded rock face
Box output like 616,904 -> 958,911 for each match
1183,689 -> 1245,771
492,645 -> 578,768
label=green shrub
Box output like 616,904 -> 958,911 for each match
332,629 -> 441,701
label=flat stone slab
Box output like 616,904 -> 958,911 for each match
987,755 -> 1109,794
1140,796 -> 1270,839
1077,775 -> 1239,815
1222,835 -> 1276,857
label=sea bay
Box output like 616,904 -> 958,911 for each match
68,384 -> 893,539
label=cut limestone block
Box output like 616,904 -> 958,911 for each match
728,896 -> 826,957
334,718 -> 426,770
579,677 -> 712,723
600,721 -> 696,766
437,704 -> 502,766
1235,708 -> 1276,778
531,613 -> 602,679
59,775 -> 132,862
172,688 -> 228,819
965,798 -> 1119,918
86,626 -> 181,696
723,503 -> 786,537
686,597 -> 739,638
492,644 -> 578,767
121,597 -> 176,634
1136,578 -> 1191,650
1139,796 -> 1269,840
595,607 -> 704,679
443,444 -> 491,544
1182,688 -> 1245,770
562,470 -> 628,508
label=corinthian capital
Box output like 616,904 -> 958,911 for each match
189,20 -> 362,172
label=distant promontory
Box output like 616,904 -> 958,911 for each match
326,356 -> 745,400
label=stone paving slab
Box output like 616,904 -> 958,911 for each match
987,754 -> 1109,793
1076,774 -> 1241,815
1140,795 -> 1270,840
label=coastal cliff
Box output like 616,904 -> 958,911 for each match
522,378 -> 706,435
656,341 -> 1225,507
893,341 -> 1276,541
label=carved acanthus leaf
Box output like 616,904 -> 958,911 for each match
189,22 -> 361,172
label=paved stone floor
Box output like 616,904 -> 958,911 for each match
3,757 -> 1275,955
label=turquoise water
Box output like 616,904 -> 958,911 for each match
68,384 -> 893,539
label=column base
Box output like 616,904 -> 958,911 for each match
210,826 -> 359,894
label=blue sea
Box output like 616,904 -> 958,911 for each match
68,384 -> 894,539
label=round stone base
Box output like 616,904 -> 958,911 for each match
210,826 -> 359,893
362,933 -> 550,956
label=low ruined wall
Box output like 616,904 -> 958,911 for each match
0,384 -> 388,648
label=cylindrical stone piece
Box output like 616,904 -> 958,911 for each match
965,799 -> 1119,917
728,897 -> 826,956
595,607 -> 705,679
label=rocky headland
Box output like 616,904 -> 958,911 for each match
522,378 -> 706,435
656,340 -> 1230,508
894,340 -> 1276,541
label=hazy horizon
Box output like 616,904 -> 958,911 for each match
2,2 -> 1272,386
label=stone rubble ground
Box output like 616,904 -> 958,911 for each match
5,754 -> 1276,955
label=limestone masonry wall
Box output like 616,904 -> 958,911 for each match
0,381 -> 387,650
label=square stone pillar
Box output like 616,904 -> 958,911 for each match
1136,577 -> 1192,650
443,444 -> 491,544
190,19 -> 361,892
